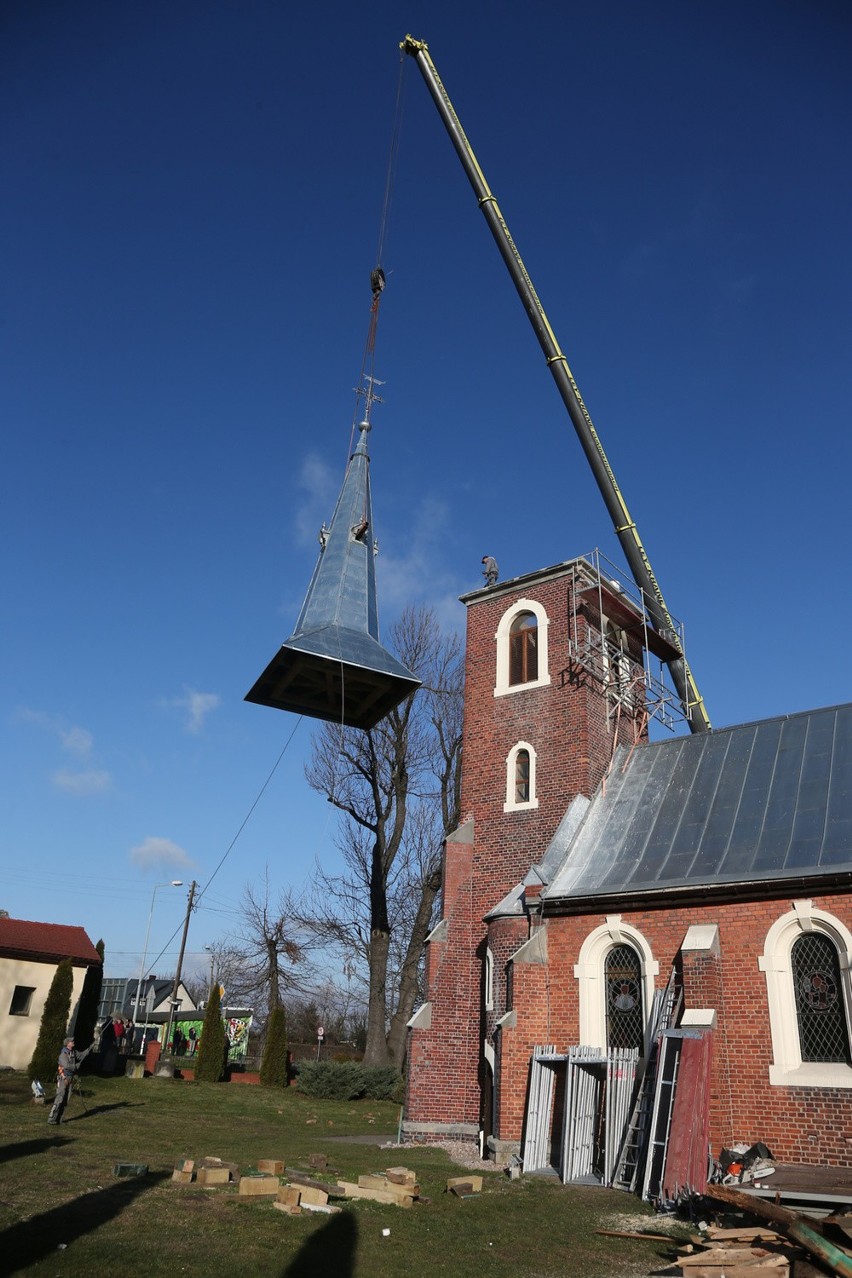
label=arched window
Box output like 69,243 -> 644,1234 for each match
792,932 -> 851,1064
504,741 -> 538,812
494,599 -> 550,697
575,918 -> 658,1054
484,947 -> 494,1011
605,944 -> 644,1051
759,902 -> 852,1087
509,612 -> 538,686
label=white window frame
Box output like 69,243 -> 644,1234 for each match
494,598 -> 551,698
574,916 -> 658,1056
484,947 -> 494,1011
504,741 -> 539,812
759,900 -> 852,1088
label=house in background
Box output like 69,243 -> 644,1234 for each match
404,553 -> 852,1183
0,917 -> 101,1070
98,976 -> 197,1052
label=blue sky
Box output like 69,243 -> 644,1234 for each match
3,1 -> 851,988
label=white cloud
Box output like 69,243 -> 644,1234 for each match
60,726 -> 93,758
162,688 -> 221,734
294,451 -> 337,547
53,768 -> 112,796
18,709 -> 94,756
129,836 -> 195,870
18,710 -> 112,793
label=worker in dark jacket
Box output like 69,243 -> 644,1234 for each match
48,1036 -> 93,1125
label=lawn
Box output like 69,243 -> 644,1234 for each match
0,1072 -> 685,1276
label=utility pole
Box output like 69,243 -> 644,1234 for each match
164,880 -> 197,1057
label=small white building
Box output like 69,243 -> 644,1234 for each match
0,916 -> 101,1070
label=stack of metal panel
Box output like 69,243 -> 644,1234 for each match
521,1045 -> 562,1172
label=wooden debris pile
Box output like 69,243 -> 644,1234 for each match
672,1183 -> 852,1278
676,1224 -> 795,1276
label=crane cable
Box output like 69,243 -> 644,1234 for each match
347,47 -> 407,461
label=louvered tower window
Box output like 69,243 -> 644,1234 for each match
509,612 -> 537,686
792,932 -> 852,1064
605,944 -> 644,1051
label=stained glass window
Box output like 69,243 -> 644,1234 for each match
605,944 -> 644,1051
792,932 -> 851,1064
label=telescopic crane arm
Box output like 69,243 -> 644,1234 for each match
401,35 -> 711,734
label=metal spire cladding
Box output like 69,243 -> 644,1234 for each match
245,417 -> 420,730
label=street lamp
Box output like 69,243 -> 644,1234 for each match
131,881 -> 183,1053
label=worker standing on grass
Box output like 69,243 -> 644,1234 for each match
48,1036 -> 94,1125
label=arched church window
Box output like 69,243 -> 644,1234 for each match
792,932 -> 852,1064
605,944 -> 644,1052
509,612 -> 538,686
504,741 -> 538,812
514,749 -> 530,803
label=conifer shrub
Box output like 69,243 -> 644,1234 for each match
194,983 -> 227,1082
297,1060 -> 403,1101
75,939 -> 104,1064
259,1006 -> 288,1087
28,958 -> 73,1084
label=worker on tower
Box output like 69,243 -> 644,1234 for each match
481,555 -> 498,587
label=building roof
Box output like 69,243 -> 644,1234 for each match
544,702 -> 852,909
0,917 -> 100,965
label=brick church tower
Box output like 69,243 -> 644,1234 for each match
404,553 -> 669,1152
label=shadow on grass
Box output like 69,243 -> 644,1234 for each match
63,1100 -> 137,1122
0,1135 -> 73,1164
0,1169 -> 170,1271
280,1211 -> 357,1277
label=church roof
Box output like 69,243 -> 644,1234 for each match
245,419 -> 420,729
544,702 -> 852,909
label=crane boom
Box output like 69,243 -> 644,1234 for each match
401,35 -> 711,734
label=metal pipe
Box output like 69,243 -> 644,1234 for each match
401,35 -> 710,733
131,880 -> 182,1052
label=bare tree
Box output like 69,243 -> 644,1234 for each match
302,605 -> 463,1068
197,872 -> 313,1028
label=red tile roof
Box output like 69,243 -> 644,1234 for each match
0,917 -> 100,965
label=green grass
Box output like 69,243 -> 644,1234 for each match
0,1073 -> 685,1276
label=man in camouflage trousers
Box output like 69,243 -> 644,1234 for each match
48,1036 -> 94,1125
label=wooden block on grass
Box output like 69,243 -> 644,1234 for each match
385,1167 -> 417,1186
176,1158 -> 195,1175
298,1185 -> 329,1207
308,1153 -> 328,1170
238,1175 -> 280,1197
447,1176 -> 482,1194
359,1174 -> 419,1198
197,1166 -> 231,1186
273,1200 -> 303,1215
239,1172 -> 279,1197
277,1185 -> 302,1206
257,1160 -> 285,1175
338,1180 -> 414,1207
171,1169 -> 194,1184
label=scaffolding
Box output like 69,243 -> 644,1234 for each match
566,549 -> 691,733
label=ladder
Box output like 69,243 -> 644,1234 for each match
613,968 -> 682,1191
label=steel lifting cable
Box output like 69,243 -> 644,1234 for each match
347,47 -> 407,458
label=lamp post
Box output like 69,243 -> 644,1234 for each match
204,944 -> 215,993
131,881 -> 182,1053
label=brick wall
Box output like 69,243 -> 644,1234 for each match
496,893 -> 852,1165
406,563 -> 641,1138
